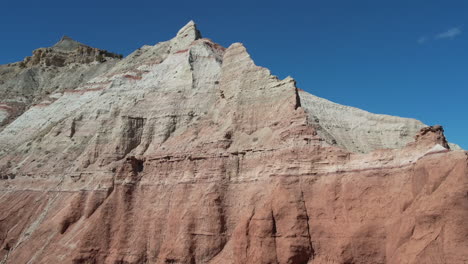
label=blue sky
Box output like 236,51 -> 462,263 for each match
1,0 -> 467,149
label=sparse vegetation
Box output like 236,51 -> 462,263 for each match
95,54 -> 105,62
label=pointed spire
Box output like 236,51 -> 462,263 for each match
223,43 -> 255,68
176,20 -> 202,40
170,20 -> 203,52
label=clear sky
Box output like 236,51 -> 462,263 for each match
1,0 -> 467,149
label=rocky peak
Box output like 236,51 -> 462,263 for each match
0,21 -> 466,264
414,125 -> 450,149
170,20 -> 203,52
52,35 -> 87,51
0,37 -> 121,132
176,20 -> 202,40
19,36 -> 122,68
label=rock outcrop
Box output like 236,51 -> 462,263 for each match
0,36 -> 121,131
0,21 -> 466,264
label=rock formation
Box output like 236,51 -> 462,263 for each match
0,21 -> 466,264
0,36 -> 121,131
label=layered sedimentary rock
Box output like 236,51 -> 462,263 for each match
0,21 -> 466,264
0,36 -> 121,130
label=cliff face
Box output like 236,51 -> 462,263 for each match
0,36 -> 121,131
0,21 -> 466,264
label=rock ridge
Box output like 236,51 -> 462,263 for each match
0,36 -> 122,131
20,35 -> 123,68
0,21 -> 466,264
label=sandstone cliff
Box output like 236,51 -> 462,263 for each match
0,21 -> 466,264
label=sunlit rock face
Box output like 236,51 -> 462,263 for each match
0,35 -> 121,132
0,21 -> 466,264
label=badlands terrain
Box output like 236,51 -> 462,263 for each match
0,21 -> 466,264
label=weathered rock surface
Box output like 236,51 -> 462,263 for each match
0,21 -> 466,264
0,36 -> 121,131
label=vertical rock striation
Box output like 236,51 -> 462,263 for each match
0,21 -> 466,264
